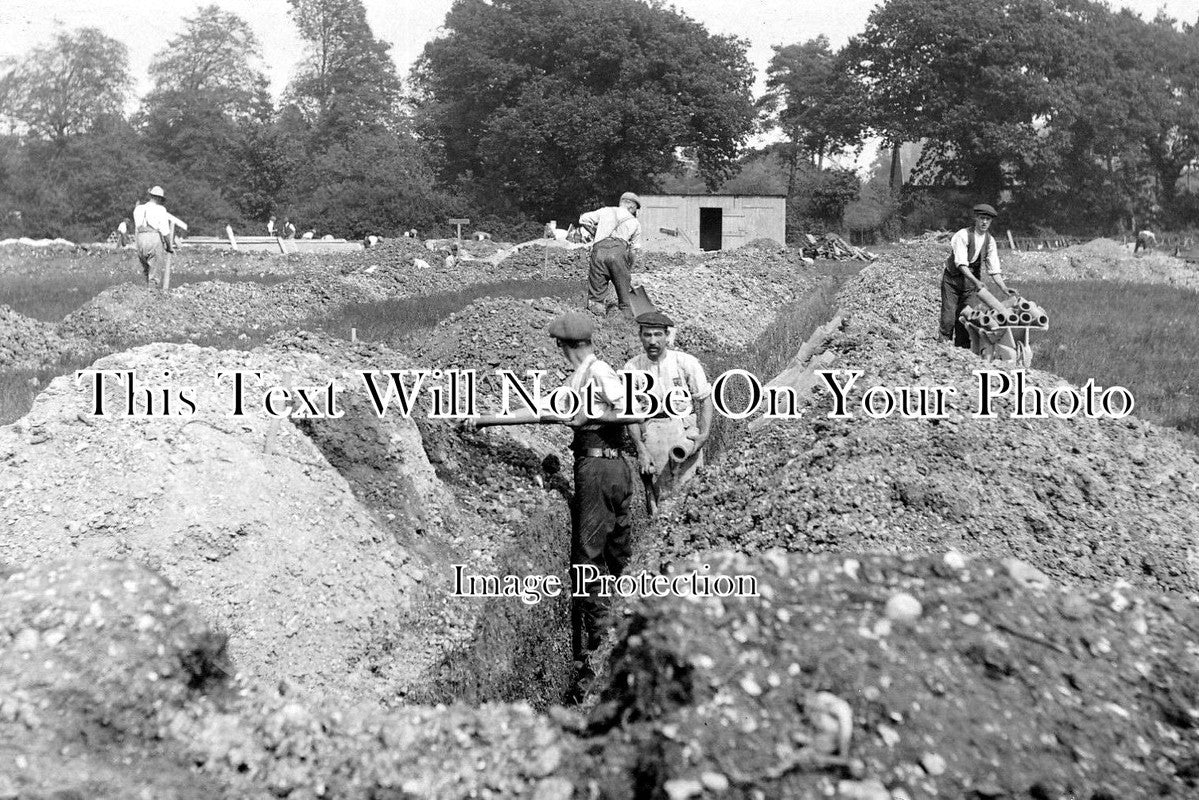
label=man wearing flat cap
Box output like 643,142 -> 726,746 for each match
940,203 -> 1014,348
622,310 -> 713,509
460,311 -> 636,700
579,192 -> 643,316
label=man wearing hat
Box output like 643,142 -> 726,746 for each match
579,192 -> 643,316
132,185 -> 175,290
622,310 -> 713,509
940,203 -> 1014,348
460,311 -> 637,700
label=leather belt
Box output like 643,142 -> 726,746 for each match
581,448 -> 622,459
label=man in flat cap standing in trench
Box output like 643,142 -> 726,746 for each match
579,192 -> 643,317
623,310 -> 713,513
940,203 -> 1015,348
461,311 -> 644,701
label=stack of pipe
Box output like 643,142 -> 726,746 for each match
959,295 -> 1049,331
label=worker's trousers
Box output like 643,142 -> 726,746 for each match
135,229 -> 168,289
587,238 -> 634,310
570,455 -> 634,665
939,266 -> 978,348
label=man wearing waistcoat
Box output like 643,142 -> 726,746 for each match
940,203 -> 1014,348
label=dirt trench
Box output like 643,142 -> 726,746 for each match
290,283 -> 850,709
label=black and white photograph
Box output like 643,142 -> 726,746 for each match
1,0 -> 1198,797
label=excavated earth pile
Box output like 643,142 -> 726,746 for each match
0,304 -> 90,370
1006,238 -> 1199,289
0,244 -> 323,280
0,342 -> 435,704
583,550 -> 1199,799
0,558 -> 585,800
655,248 -> 1199,597
3,238 -> 1198,798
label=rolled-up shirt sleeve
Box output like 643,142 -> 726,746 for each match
985,237 -> 1002,275
681,354 -> 711,401
589,360 -> 627,413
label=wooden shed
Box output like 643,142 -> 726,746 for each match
637,194 -> 786,253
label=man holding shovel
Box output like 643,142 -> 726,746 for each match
940,203 -> 1015,348
132,185 -> 176,292
579,192 -> 642,317
459,311 -> 649,701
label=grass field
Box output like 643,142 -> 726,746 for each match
0,278 -> 586,425
1020,280 -> 1199,440
1,272 -> 291,322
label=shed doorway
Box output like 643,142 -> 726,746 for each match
699,208 -> 723,251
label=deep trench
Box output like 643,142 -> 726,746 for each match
286,274 -> 854,710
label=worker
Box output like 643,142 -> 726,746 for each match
1134,228 -> 1157,254
460,311 -> 642,701
302,229 -> 315,240
622,310 -> 713,511
132,185 -> 174,290
116,218 -> 129,248
282,217 -> 296,239
267,215 -> 276,237
940,203 -> 1014,348
579,192 -> 642,316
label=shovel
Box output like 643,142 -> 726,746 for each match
628,285 -> 656,318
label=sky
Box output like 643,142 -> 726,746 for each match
4,0 -> 1197,103
2,0 -> 1197,175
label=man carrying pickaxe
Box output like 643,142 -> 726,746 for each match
459,311 -> 654,702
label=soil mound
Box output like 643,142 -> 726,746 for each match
655,248 -> 1199,597
585,550 -> 1199,799
0,342 -> 431,702
1008,238 -> 1199,289
0,304 -> 90,369
0,557 -> 583,799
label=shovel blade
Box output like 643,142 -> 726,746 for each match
628,285 -> 656,317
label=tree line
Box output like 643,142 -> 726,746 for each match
0,0 -> 1195,242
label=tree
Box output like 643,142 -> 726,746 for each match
286,0 -> 404,143
843,0 -> 1102,199
412,0 -> 756,219
143,6 -> 271,126
297,129 -> 458,236
1,27 -> 131,141
141,7 -> 271,206
758,37 -> 865,195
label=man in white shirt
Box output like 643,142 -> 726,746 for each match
622,310 -> 713,506
459,311 -> 639,701
267,216 -> 276,237
940,203 -> 1014,347
1135,229 -> 1157,253
132,185 -> 174,290
579,192 -> 642,316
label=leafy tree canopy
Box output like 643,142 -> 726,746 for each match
413,0 -> 756,219
0,27 -> 131,142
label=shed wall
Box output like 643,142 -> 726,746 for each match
638,195 -> 786,253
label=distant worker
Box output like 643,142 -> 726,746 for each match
132,185 -> 175,291
302,229 -> 315,240
116,218 -> 129,248
940,203 -> 1014,348
460,312 -> 641,702
579,192 -> 642,317
366,234 -> 380,248
623,310 -> 713,514
1134,229 -> 1157,254
267,215 -> 276,237
282,217 -> 296,239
